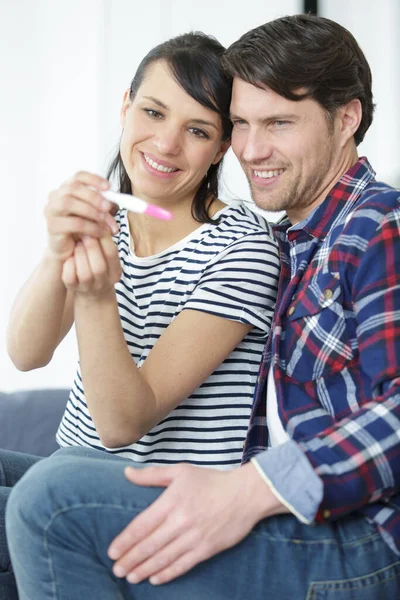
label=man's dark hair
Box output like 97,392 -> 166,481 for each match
222,14 -> 374,145
108,32 -> 232,224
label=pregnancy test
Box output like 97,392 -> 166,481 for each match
101,190 -> 172,221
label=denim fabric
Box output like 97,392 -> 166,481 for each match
0,449 -> 42,600
6,447 -> 400,600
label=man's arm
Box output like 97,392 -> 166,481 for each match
108,462 -> 289,585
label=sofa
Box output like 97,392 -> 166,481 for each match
0,388 -> 69,456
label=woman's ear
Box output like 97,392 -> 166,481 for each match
120,90 -> 132,127
211,140 -> 231,165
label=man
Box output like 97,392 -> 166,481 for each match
6,14 -> 400,599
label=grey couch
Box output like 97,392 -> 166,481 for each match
0,388 -> 69,456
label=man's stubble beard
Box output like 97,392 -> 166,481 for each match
245,141 -> 336,216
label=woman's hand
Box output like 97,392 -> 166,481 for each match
44,171 -> 118,262
61,235 -> 122,299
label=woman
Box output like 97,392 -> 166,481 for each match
7,31 -> 279,467
1,30 -> 279,599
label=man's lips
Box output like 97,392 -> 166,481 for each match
252,168 -> 285,179
250,167 -> 285,187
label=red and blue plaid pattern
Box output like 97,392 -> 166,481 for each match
243,158 -> 400,553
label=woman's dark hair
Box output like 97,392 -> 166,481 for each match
222,14 -> 374,145
108,32 -> 232,224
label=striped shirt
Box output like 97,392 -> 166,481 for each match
243,158 -> 400,553
57,203 -> 280,469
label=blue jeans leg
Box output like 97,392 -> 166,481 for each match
0,449 -> 42,600
6,452 -> 400,600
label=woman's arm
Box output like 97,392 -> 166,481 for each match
67,229 -> 278,448
6,172 -> 117,371
74,288 -> 252,447
6,253 -> 75,370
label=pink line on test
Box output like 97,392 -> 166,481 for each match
144,204 -> 173,221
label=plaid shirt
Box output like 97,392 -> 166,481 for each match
243,158 -> 400,553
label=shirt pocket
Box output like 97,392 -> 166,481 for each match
283,273 -> 354,382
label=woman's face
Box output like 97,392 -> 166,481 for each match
119,60 -> 229,206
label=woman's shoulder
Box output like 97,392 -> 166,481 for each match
214,201 -> 276,239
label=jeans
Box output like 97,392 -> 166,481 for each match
0,449 -> 42,600
6,447 -> 400,600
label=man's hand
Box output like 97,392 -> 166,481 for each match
108,462 -> 287,585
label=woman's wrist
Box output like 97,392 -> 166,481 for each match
73,286 -> 117,307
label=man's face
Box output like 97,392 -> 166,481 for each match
230,77 -> 344,223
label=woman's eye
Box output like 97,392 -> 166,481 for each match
188,127 -> 209,139
144,108 -> 163,119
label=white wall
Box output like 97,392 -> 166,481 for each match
320,0 -> 400,186
1,0 -> 399,391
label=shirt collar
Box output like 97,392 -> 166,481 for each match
273,157 -> 376,240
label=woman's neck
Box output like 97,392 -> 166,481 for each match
128,196 -> 226,257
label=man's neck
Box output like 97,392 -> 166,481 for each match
287,149 -> 359,225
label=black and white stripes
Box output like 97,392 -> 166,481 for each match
56,203 -> 280,469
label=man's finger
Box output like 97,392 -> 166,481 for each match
123,527 -> 201,584
147,547 -> 205,586
108,486 -> 171,560
124,465 -> 176,488
112,503 -> 196,579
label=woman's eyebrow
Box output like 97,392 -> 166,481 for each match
142,95 -> 168,109
142,96 -> 218,130
190,118 -> 219,130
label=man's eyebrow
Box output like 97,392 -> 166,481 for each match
230,112 -> 244,121
230,112 -> 299,123
142,96 -> 219,130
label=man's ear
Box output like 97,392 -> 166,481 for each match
120,90 -> 132,127
211,140 -> 231,165
338,98 -> 362,147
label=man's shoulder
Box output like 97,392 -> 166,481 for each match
353,180 -> 400,216
334,180 -> 400,239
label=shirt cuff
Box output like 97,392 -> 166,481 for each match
251,439 -> 323,525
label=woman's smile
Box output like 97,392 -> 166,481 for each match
141,152 -> 181,179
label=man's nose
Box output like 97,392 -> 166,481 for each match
241,130 -> 273,164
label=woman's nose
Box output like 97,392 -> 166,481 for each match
153,125 -> 182,156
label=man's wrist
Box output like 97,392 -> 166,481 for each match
235,462 -> 290,523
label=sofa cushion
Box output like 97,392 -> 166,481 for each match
0,388 -> 68,457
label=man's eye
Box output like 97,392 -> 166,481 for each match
189,127 -> 209,139
144,109 -> 163,119
274,120 -> 290,127
232,119 -> 246,127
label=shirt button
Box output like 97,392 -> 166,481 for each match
288,306 -> 295,316
322,509 -> 331,519
242,440 -> 246,448
323,289 -> 333,300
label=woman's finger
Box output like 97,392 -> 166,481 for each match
99,236 -> 122,283
48,216 -> 109,239
82,236 -> 108,281
57,182 -> 112,214
61,256 -> 78,287
74,241 -> 93,285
